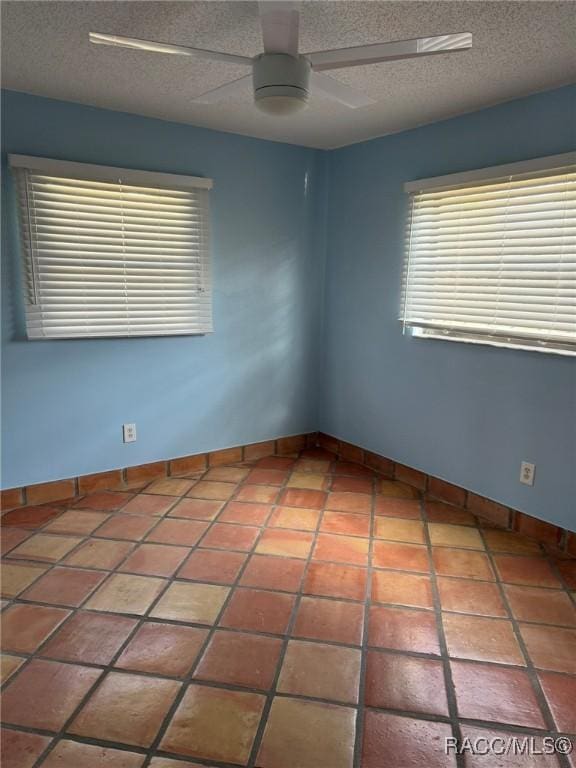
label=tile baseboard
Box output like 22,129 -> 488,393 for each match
1,429 -> 573,559
316,432 -> 575,558
0,432 -> 316,512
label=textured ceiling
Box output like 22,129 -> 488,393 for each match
2,1 -> 575,149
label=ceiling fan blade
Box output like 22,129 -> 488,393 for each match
258,1 -> 300,55
191,74 -> 253,104
307,32 -> 472,71
89,33 -> 253,67
310,72 -> 376,109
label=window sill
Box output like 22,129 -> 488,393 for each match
409,327 -> 576,358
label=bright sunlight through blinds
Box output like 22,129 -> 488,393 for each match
11,156 -> 213,339
402,158 -> 576,355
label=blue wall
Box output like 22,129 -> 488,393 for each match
1,91 -> 325,487
2,86 -> 575,530
321,85 -> 576,530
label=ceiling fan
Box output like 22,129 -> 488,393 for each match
90,1 -> 472,116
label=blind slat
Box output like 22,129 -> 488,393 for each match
13,160 -> 213,339
402,164 -> 576,354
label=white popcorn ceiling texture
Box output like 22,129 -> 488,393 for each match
2,1 -> 575,149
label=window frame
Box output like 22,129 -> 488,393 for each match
402,152 -> 576,357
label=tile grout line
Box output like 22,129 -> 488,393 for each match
475,525 -> 573,768
18,465 -> 260,768
141,454 -> 306,768
8,495 -> 566,570
4,628 -> 575,753
1,449 -> 574,767
4,470 -> 575,661
23,460 -> 280,768
547,553 -> 576,608
8,697 -> 573,742
2,470 -> 242,615
1,493 -> 167,700
125,459 -> 300,765
3,476 -> 570,557
421,496 -> 466,768
2,483 -> 199,691
3,490 -> 575,647
2,486 -> 182,587
6,460 -> 347,608
244,454 -> 344,768
5,602 -> 575,684
4,435 -> 575,561
4,545 -> 573,600
7,521 -> 569,560
4,548 -> 574,600
352,466 -> 377,768
24,484 -> 221,768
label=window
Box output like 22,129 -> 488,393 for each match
10,155 -> 213,339
402,153 -> 576,356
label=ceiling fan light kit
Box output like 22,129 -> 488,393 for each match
89,2 -> 472,118
253,53 -> 310,114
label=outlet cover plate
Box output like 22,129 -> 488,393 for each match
520,461 -> 535,486
123,423 -> 137,443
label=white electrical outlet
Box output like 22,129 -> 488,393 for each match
123,423 -> 137,443
520,461 -> 535,486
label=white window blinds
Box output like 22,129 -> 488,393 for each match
10,155 -> 213,339
402,153 -> 576,355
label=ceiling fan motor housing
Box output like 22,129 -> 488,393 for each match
253,53 -> 310,114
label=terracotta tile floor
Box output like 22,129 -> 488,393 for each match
1,448 -> 575,768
